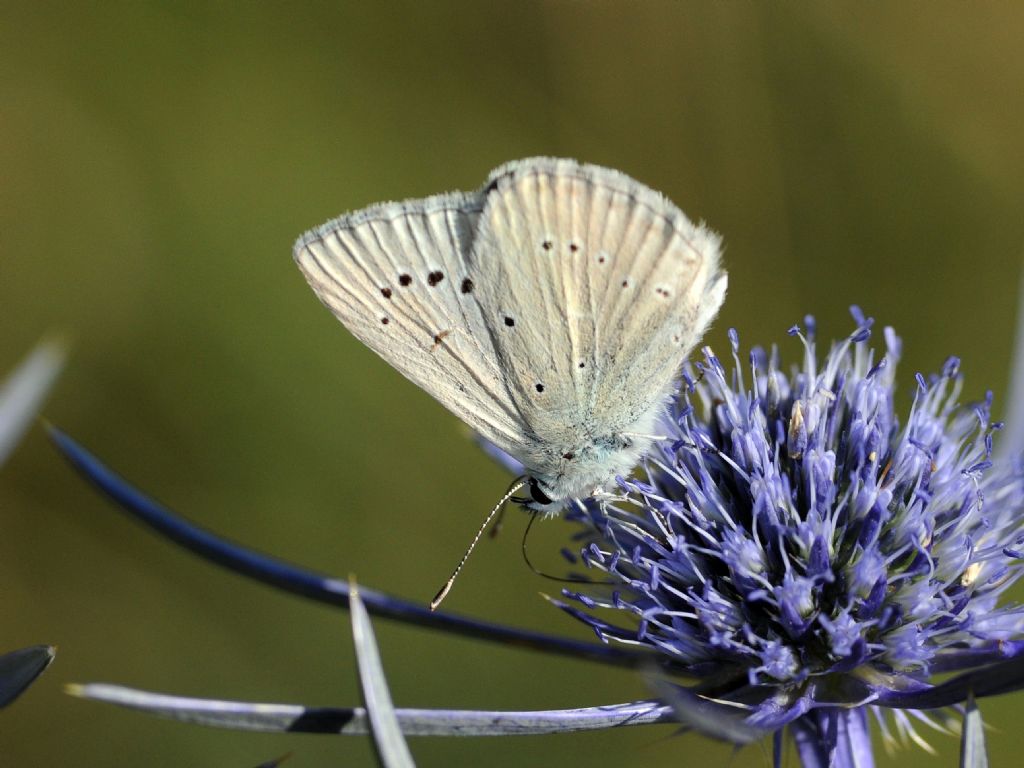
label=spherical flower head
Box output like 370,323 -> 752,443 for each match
560,308 -> 1024,716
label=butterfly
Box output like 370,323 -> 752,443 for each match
294,157 -> 726,605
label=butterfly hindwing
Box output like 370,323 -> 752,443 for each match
468,158 -> 726,469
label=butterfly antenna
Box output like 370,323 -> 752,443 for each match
488,491 -> 512,539
429,477 -> 527,611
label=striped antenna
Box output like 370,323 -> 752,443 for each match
429,478 -> 527,611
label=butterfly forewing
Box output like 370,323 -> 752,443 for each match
294,193 -> 525,452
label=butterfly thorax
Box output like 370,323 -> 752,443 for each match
521,401 -> 664,511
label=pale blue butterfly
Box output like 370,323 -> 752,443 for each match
294,158 -> 726,606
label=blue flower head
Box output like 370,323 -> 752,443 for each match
559,307 -> 1024,747
49,305 -> 1024,767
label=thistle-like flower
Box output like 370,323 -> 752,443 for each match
51,307 -> 1024,767
556,308 -> 1024,763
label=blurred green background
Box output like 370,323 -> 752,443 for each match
2,3 -> 1023,766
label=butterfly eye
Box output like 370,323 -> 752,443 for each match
528,478 -> 553,506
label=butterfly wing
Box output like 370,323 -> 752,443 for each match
294,192 -> 526,454
295,159 -> 726,502
467,158 -> 726,490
